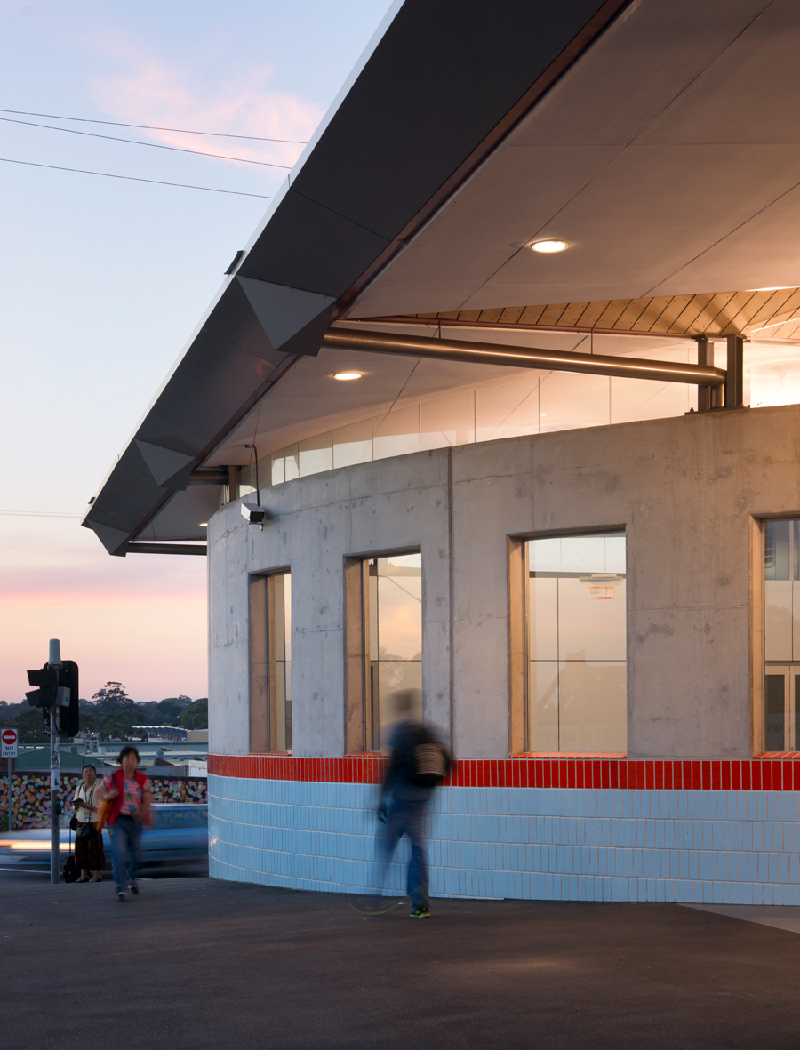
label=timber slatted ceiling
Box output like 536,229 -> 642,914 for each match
395,289 -> 800,341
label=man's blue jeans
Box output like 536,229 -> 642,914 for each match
111,815 -> 141,892
378,798 -> 428,908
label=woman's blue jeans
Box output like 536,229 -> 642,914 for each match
111,815 -> 141,892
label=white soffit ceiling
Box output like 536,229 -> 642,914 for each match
207,327 -> 696,464
349,0 -> 800,317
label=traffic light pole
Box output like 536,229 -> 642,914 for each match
49,638 -> 61,885
25,640 -> 79,883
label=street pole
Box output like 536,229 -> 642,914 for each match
49,638 -> 61,885
7,755 -> 11,832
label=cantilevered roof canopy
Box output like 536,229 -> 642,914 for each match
85,0 -> 800,555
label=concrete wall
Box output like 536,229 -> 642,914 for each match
208,403 -> 800,760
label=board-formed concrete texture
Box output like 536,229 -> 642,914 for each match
209,404 -> 800,759
207,404 -> 800,903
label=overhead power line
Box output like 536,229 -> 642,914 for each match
0,155 -> 273,198
0,510 -> 82,519
1,108 -> 309,144
0,114 -> 295,169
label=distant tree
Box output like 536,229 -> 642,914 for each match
91,682 -> 135,714
80,712 -> 96,734
148,699 -> 184,726
14,707 -> 48,743
165,695 -> 193,708
180,698 -> 208,730
0,701 -> 26,726
98,710 -> 146,742
90,683 -> 144,739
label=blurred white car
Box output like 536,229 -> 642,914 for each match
0,803 -> 208,873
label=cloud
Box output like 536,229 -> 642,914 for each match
88,37 -> 323,170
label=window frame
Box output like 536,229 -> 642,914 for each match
509,526 -> 629,756
249,568 -> 292,753
751,514 -> 800,755
344,547 -> 422,753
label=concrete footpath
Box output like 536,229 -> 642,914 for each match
4,878 -> 800,1050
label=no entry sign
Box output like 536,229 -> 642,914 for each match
2,728 -> 18,758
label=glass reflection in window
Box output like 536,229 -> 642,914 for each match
527,532 -> 627,753
763,519 -> 800,751
271,573 -> 292,751
367,553 -> 422,749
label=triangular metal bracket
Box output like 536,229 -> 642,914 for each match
134,439 -> 196,489
85,521 -> 130,557
238,277 -> 336,355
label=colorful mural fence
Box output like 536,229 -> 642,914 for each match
0,773 -> 207,829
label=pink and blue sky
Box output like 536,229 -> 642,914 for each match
0,0 -> 395,704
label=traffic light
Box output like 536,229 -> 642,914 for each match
60,660 -> 79,737
26,661 -> 80,737
26,666 -> 58,708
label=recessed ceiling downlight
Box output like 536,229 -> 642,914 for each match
332,371 -> 363,381
531,238 -> 568,254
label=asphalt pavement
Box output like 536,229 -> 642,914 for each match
4,876 -> 800,1050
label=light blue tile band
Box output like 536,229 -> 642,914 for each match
208,775 -> 800,904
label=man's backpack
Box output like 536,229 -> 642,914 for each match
409,725 -> 448,788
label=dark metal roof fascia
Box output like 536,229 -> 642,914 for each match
83,279 -> 333,555
85,0 -> 631,556
238,0 -> 631,301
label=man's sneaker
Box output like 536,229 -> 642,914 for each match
129,882 -> 139,895
116,892 -> 126,902
409,905 -> 431,919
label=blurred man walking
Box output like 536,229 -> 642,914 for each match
376,690 -> 452,918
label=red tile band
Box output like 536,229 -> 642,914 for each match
208,753 -> 800,790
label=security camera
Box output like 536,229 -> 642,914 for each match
241,502 -> 270,525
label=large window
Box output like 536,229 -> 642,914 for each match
345,552 -> 421,751
763,519 -> 800,751
526,532 -> 627,753
249,571 -> 292,751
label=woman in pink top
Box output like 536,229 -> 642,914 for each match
99,746 -> 153,901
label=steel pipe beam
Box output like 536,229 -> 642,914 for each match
325,327 -> 726,387
127,542 -> 207,556
351,314 -> 691,340
726,335 -> 744,408
189,469 -> 229,484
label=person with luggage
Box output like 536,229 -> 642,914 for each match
376,689 -> 452,918
72,764 -> 105,882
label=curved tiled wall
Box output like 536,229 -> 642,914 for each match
209,755 -> 800,904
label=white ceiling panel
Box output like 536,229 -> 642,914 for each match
637,0 -> 800,146
648,182 -> 800,295
351,144 -> 619,316
351,0 -> 800,319
470,143 -> 800,306
511,0 -> 769,147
